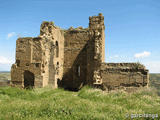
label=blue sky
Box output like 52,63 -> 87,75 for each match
0,0 -> 160,73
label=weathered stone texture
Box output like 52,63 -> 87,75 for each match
87,13 -> 105,85
11,22 -> 64,88
11,13 -> 149,91
60,29 -> 89,90
100,63 -> 149,90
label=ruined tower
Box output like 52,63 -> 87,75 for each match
11,22 -> 64,88
11,13 -> 149,91
87,13 -> 105,85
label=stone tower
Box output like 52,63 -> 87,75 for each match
87,13 -> 105,85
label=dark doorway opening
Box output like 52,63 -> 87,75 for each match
56,41 -> 59,58
24,71 -> 34,89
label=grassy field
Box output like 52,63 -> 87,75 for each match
149,73 -> 160,90
0,72 -> 10,80
0,73 -> 160,119
0,86 -> 160,120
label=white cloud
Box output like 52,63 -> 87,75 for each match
134,51 -> 151,58
0,56 -> 12,64
7,32 -> 16,39
114,55 -> 119,58
109,55 -> 119,59
143,61 -> 160,73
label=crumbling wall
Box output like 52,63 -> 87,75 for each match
11,21 -> 64,88
60,27 -> 89,90
39,21 -> 64,88
87,13 -> 105,85
11,37 -> 43,87
100,63 -> 149,90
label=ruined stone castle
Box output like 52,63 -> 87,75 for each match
11,13 -> 149,90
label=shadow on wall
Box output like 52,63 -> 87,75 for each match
58,41 -> 90,91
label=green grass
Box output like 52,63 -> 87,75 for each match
0,86 -> 160,120
0,73 -> 160,119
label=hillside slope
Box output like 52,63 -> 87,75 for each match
149,73 -> 160,90
0,72 -> 10,80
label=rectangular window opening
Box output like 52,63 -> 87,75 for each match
16,60 -> 20,67
35,63 -> 40,68
78,65 -> 80,77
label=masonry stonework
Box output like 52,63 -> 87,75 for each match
11,13 -> 149,90
100,63 -> 149,91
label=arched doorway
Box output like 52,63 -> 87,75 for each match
24,71 -> 34,88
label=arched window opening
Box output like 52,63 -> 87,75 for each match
56,41 -> 59,58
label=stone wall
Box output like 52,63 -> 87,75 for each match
60,13 -> 106,90
11,37 -> 44,88
100,63 -> 149,90
60,28 -> 89,90
11,37 -> 42,87
11,22 -> 64,88
40,22 -> 64,88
